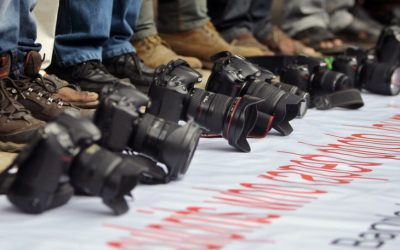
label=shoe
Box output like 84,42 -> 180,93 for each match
44,74 -> 99,109
46,60 -> 129,94
0,53 -> 44,152
6,51 -> 91,122
258,26 -> 323,57
103,52 -> 155,93
229,33 -> 275,56
133,35 -> 203,69
160,21 -> 268,68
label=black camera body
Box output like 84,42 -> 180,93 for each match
1,111 -> 165,215
95,84 -> 202,180
148,60 -> 264,153
333,48 -> 400,96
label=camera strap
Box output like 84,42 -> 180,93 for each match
313,88 -> 364,110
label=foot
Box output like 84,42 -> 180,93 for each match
133,35 -> 203,69
44,74 -> 99,109
229,33 -> 275,56
259,26 -> 322,57
103,52 -> 154,93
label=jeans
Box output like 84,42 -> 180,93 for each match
0,0 -> 41,76
54,0 -> 142,67
157,0 -> 209,33
207,0 -> 273,42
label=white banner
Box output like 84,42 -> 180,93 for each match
1,92 -> 399,250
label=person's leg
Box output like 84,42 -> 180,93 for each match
282,0 -> 329,36
47,0 -> 128,94
0,0 -> 20,77
157,0 -> 209,33
53,0 -> 113,67
0,0 -> 45,152
133,0 -> 202,69
102,0 -> 138,60
208,0 -> 253,42
101,0 -> 155,93
134,0 -> 157,41
159,0 -> 267,68
326,0 -> 355,32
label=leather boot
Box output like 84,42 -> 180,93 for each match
0,53 -> 45,152
133,35 -> 203,69
8,51 -> 91,121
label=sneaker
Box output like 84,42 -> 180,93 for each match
46,60 -> 129,94
103,52 -> 154,93
160,21 -> 268,69
133,35 -> 203,69
0,53 -> 44,152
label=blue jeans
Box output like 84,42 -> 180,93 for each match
54,0 -> 142,67
0,0 -> 41,76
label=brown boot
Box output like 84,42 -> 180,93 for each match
0,53 -> 45,152
160,21 -> 268,68
258,26 -> 322,58
133,35 -> 203,69
7,51 -> 93,122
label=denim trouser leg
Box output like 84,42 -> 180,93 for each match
0,0 -> 19,54
0,0 -> 19,76
54,0 -> 113,67
18,0 -> 41,73
158,0 -> 209,33
207,0 -> 253,42
102,0 -> 141,59
134,0 -> 158,41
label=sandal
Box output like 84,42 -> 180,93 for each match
44,74 -> 99,109
292,26 -> 348,55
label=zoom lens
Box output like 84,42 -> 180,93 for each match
187,89 -> 261,152
130,114 -> 201,180
360,62 -> 400,96
312,71 -> 351,92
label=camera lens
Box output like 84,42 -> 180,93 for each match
130,114 -> 201,180
272,82 -> 310,118
244,81 -> 302,135
312,71 -> 351,92
187,89 -> 260,152
360,62 -> 400,96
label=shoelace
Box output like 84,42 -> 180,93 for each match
0,79 -> 29,118
7,74 -> 66,108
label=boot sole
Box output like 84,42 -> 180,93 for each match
0,141 -> 26,153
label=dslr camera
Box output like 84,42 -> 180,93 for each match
95,84 -> 202,180
147,60 -> 265,152
0,111 -> 165,215
207,52 -> 306,136
249,55 -> 364,110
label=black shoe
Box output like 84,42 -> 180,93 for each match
103,53 -> 154,93
46,60 -> 129,94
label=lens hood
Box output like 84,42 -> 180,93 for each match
222,95 -> 263,152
